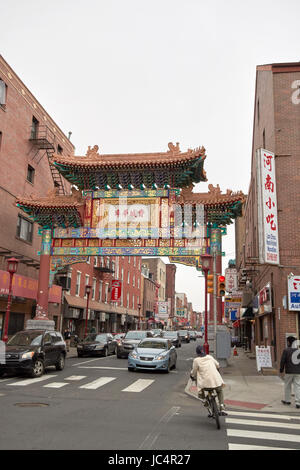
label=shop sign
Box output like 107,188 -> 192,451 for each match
225,268 -> 238,293
111,280 -> 122,303
256,148 -> 280,265
258,283 -> 272,314
0,270 -> 62,303
287,275 -> 300,311
256,346 -> 272,372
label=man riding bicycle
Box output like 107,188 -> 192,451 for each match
190,345 -> 227,416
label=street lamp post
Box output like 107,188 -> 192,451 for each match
84,284 -> 92,339
200,253 -> 212,355
3,257 -> 19,343
137,303 -> 142,330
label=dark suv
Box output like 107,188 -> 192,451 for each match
0,329 -> 66,378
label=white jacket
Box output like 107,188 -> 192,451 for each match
191,355 -> 224,390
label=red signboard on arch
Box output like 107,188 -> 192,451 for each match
111,279 -> 122,303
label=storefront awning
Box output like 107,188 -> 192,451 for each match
240,307 -> 254,320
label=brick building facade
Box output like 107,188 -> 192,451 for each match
0,55 -> 142,339
0,54 -> 74,336
237,62 -> 300,363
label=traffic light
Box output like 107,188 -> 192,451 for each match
207,274 -> 214,294
217,275 -> 226,296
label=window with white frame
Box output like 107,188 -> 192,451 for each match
92,278 -> 96,300
0,79 -> 7,107
99,281 -> 103,302
76,272 -> 81,296
127,271 -> 130,284
115,258 -> 119,279
133,275 -> 135,287
121,268 -> 124,281
94,257 -> 98,267
127,293 -> 130,308
105,283 -> 109,303
84,275 -> 90,298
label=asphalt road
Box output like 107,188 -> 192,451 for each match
1,339 -> 300,452
0,338 -> 230,450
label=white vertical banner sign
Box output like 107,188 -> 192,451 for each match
256,148 -> 280,265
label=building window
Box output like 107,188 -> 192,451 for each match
57,144 -> 63,155
127,271 -> 130,284
84,275 -> 90,298
121,268 -> 124,281
99,281 -> 103,302
16,215 -> 33,243
92,278 -> 96,300
76,272 -> 81,296
133,275 -> 135,287
30,116 -> 39,139
0,79 -> 7,108
94,257 -> 98,267
27,165 -> 35,184
263,129 -> 266,149
105,283 -> 109,303
87,256 -> 90,264
127,293 -> 130,308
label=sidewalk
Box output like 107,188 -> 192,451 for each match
220,348 -> 299,413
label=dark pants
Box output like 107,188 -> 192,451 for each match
198,386 -> 224,407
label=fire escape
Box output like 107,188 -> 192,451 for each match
29,124 -> 66,195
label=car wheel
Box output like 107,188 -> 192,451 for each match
104,347 -> 108,357
56,354 -> 65,371
164,360 -> 171,374
31,359 -> 44,378
128,367 -> 135,372
114,346 -> 117,355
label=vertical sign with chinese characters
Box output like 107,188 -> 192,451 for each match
257,149 -> 280,265
111,280 -> 122,304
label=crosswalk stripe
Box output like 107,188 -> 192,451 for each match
226,417 -> 300,430
43,382 -> 69,389
122,379 -> 154,393
64,376 -> 87,381
7,375 -> 58,386
228,411 -> 300,421
227,429 -> 300,444
79,377 -> 116,390
228,443 -> 297,450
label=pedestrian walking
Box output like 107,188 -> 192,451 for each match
64,328 -> 71,352
279,336 -> 300,409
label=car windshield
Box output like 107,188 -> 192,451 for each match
83,334 -> 107,343
125,331 -> 146,340
178,330 -> 188,334
7,332 -> 43,346
163,332 -> 176,337
139,340 -> 167,349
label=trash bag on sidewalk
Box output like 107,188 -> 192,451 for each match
184,377 -> 200,400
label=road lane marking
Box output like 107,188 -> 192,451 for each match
64,375 -> 87,381
122,379 -> 154,393
228,443 -> 297,450
225,417 -> 300,430
73,357 -> 111,367
79,377 -> 116,390
139,407 -> 181,450
43,382 -> 69,389
227,429 -> 300,443
227,411 -> 300,421
7,375 -> 58,386
78,366 -> 128,371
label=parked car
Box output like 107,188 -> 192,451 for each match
177,330 -> 191,343
117,330 -> 153,358
189,331 -> 197,341
128,338 -> 177,373
0,329 -> 66,378
77,333 -> 117,357
113,333 -> 125,346
151,328 -> 163,338
162,330 -> 181,348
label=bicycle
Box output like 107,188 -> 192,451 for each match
201,388 -> 221,430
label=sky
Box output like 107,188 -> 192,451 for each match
1,0 -> 300,311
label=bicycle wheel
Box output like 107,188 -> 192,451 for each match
211,396 -> 221,430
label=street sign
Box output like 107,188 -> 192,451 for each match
288,275 -> 300,311
111,279 -> 122,303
